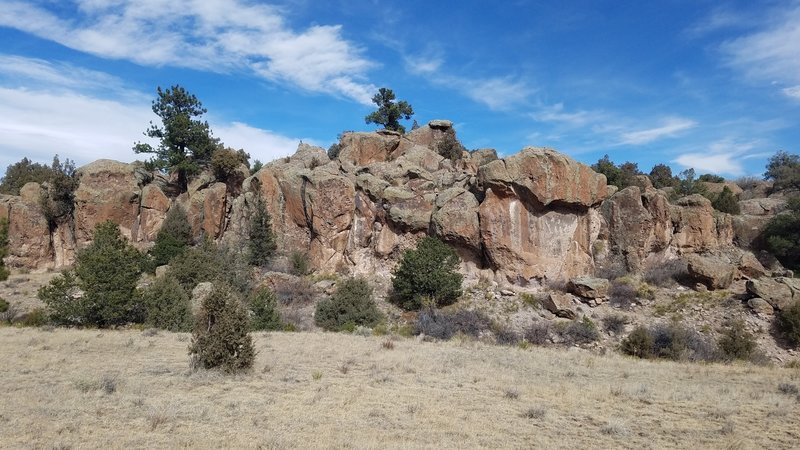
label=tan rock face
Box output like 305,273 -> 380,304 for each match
73,159 -> 141,245
137,184 -> 170,242
479,147 -> 608,208
479,188 -> 595,282
1,194 -> 53,270
671,195 -> 733,252
686,254 -> 735,290
432,188 -> 480,250
202,182 -> 228,239
339,132 -> 400,167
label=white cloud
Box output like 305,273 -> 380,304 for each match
0,0 -> 376,104
213,122 -> 304,162
531,103 -> 600,126
672,139 -> 768,176
719,3 -> 800,86
783,85 -> 800,100
684,7 -> 749,38
619,117 -> 697,145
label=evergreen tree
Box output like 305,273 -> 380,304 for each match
189,282 -> 254,373
391,237 -> 463,310
141,275 -> 193,332
0,218 -> 9,281
248,287 -> 282,331
248,193 -> 277,267
133,85 -> 219,190
649,164 -> 676,189
364,88 -> 414,133
711,186 -> 740,214
150,204 -> 192,268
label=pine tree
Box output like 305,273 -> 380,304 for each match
248,193 -> 277,267
150,204 -> 192,268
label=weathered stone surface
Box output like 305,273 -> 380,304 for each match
686,254 -> 735,290
338,132 -> 399,167
746,278 -> 798,311
737,252 -> 768,279
305,173 -> 356,271
479,147 -> 608,208
19,182 -> 42,204
431,188 -> 480,250
567,277 -> 610,299
202,182 -> 228,239
747,297 -> 774,315
137,184 -> 171,242
738,198 -> 786,216
542,293 -> 578,319
700,181 -> 743,197
733,215 -> 771,249
479,188 -> 596,281
0,194 -> 52,270
73,159 -> 140,244
671,195 -> 733,252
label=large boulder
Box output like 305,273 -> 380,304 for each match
745,277 -> 800,311
73,159 -> 140,244
567,277 -> 610,299
738,198 -> 786,216
338,132 -> 400,168
686,254 -> 735,290
542,293 -> 578,319
431,188 -> 481,250
670,195 -> 733,252
137,184 -> 171,242
0,193 -> 53,270
479,147 -> 608,208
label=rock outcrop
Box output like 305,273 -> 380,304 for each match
0,121 -> 778,286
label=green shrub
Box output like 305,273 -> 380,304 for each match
649,164 -> 677,189
698,173 -> 725,183
643,259 -> 688,287
523,321 -> 551,345
189,282 -> 254,373
327,142 -> 342,160
562,317 -> 600,344
211,147 -> 249,182
41,222 -> 144,327
602,313 -> 629,333
776,301 -> 800,347
141,275 -> 192,332
764,150 -> 800,192
314,277 -> 382,331
760,196 -> 800,271
167,241 -> 251,294
391,237 -> 463,310
248,193 -> 277,267
250,159 -> 263,175
620,326 -> 655,358
38,271 -> 82,325
248,287 -> 282,331
711,186 -> 741,214
289,251 -> 310,276
717,319 -> 757,360
0,157 -> 54,195
0,296 -> 8,313
38,156 -> 78,231
74,221 -> 144,326
21,308 -> 48,327
149,204 -> 192,269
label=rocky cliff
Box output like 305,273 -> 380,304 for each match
0,121 -> 780,286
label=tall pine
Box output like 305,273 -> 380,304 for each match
248,192 -> 277,267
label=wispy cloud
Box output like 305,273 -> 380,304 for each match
718,3 -> 800,88
684,7 -> 749,38
531,103 -> 602,127
783,85 -> 800,100
618,117 -> 697,145
672,139 -> 770,176
0,55 -> 307,170
0,0 -> 376,104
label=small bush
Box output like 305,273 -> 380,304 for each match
211,147 -> 248,183
38,271 -> 81,326
167,241 -> 251,294
148,204 -> 192,269
776,300 -> 800,347
711,186 -> 741,215
718,319 -> 757,360
327,142 -> 342,160
436,129 -> 465,161
391,237 -> 463,310
620,326 -> 655,358
0,296 -> 8,313
315,277 -> 383,332
602,313 -> 629,334
248,287 -> 282,331
189,282 -> 254,373
698,174 -> 725,183
643,259 -> 688,287
21,308 -> 48,327
562,317 -> 600,344
523,321 -> 551,345
609,281 -> 638,309
140,275 -> 192,332
493,324 -> 521,346
0,218 -> 9,281
760,196 -> 800,271
414,309 -> 492,340
289,251 -> 310,276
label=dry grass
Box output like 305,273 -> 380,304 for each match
1,327 -> 799,449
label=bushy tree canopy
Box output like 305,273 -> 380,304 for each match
0,157 -> 54,195
761,196 -> 800,271
149,204 -> 192,269
765,150 -> 800,192
391,237 -> 463,310
649,164 -> 676,189
364,88 -> 414,133
134,85 -> 219,189
591,155 -> 641,189
0,218 -> 9,281
315,277 -> 383,331
248,193 -> 277,267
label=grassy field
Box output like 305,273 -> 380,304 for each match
1,327 -> 799,449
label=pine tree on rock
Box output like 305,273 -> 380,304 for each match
248,193 -> 277,267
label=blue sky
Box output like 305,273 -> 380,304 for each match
0,0 -> 798,178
